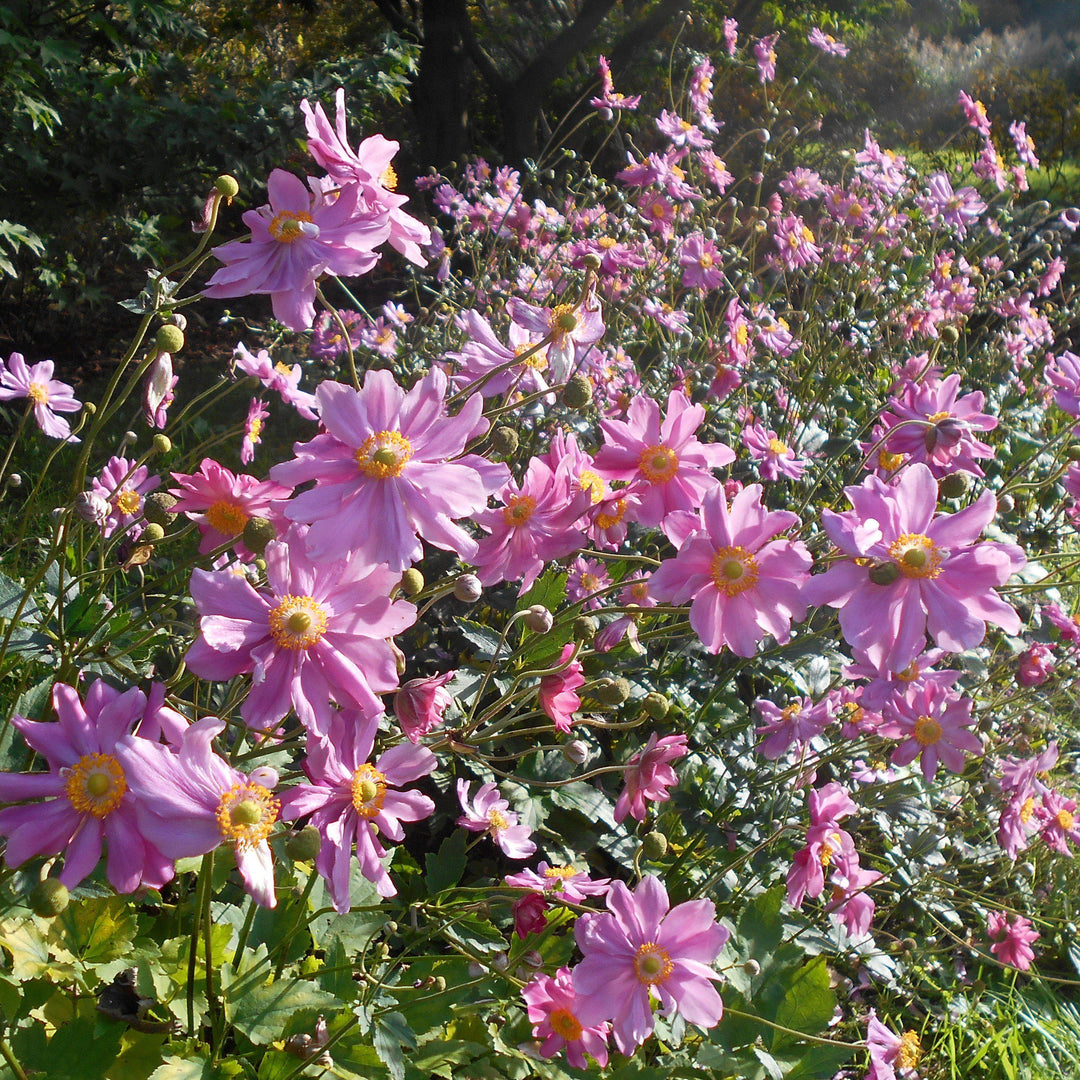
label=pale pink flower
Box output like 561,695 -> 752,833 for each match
589,55 -> 641,115
807,27 -> 849,56
90,456 -> 160,539
538,644 -> 585,733
866,1010 -> 921,1079
0,352 -> 81,441
242,397 -> 269,464
613,733 -> 688,823
233,342 -> 318,420
741,422 -> 809,480
457,780 -> 536,859
506,293 -> 605,383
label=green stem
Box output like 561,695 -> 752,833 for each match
187,860 -> 209,1036
722,1006 -> 861,1050
202,851 -> 219,1053
0,1034 -> 28,1080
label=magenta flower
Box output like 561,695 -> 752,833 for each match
917,172 -> 986,235
755,695 -> 830,759
170,458 -> 291,561
393,670 -> 455,743
89,455 -> 160,539
242,397 -> 269,464
0,681 -> 176,893
203,169 -> 389,331
1036,789 -> 1080,855
649,484 -> 811,656
987,911 -> 1039,971
807,27 -> 849,55
185,527 -> 415,733
522,967 -> 610,1068
456,780 -> 536,859
505,861 -> 610,903
786,782 -> 858,910
679,233 -> 724,290
804,463 -> 1025,673
741,421 -> 809,480
0,352 -> 81,441
614,733 -> 688,823
143,351 -> 177,429
754,33 -> 779,82
572,874 -> 728,1055
825,856 -> 882,936
593,389 -> 734,528
1044,350 -> 1080,421
279,710 -> 435,909
867,1011 -> 921,1079
233,342 -> 318,420
882,682 -> 980,781
538,644 -> 585,733
117,717 -> 280,907
442,308 -> 551,400
272,366 -> 506,571
590,54 -> 641,115
506,294 -> 605,383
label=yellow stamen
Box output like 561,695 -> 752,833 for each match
215,781 -> 279,849
638,444 -> 679,484
897,1031 -> 921,1071
267,594 -> 328,650
205,500 -> 249,536
115,490 -> 141,516
28,382 -> 49,405
267,210 -> 314,243
350,763 -> 388,819
914,715 -> 943,746
888,533 -> 943,579
354,430 -> 412,479
64,753 -> 127,817
710,546 -> 760,597
633,942 -> 674,986
502,494 -> 537,526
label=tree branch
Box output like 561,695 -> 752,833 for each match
370,0 -> 418,39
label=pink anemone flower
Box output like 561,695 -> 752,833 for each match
649,483 -> 811,656
279,710 -> 436,909
0,681 -> 180,893
614,733 -> 688,823
538,644 -> 585,732
184,526 -> 416,734
804,463 -> 1025,673
393,670 -> 456,743
881,682 -> 980,781
572,874 -> 728,1055
0,352 -> 82,441
456,780 -> 536,859
522,967 -> 611,1068
987,911 -> 1039,971
272,366 -> 507,571
89,455 -> 160,539
593,389 -> 734,528
117,717 -> 280,907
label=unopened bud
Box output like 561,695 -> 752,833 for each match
523,605 -> 553,633
997,493 -> 1015,514
582,253 -> 602,271
523,950 -> 544,969
82,401 -> 97,416
743,959 -> 761,976
76,490 -> 110,524
643,692 -> 670,720
242,516 -> 277,554
868,562 -> 900,586
491,426 -> 519,456
562,739 -> 589,765
248,766 -> 279,789
491,952 -> 509,972
467,961 -> 485,979
939,325 -> 960,344
642,831 -> 668,859
5,473 -> 20,489
594,676 -> 631,705
155,324 -> 185,355
573,614 -> 597,642
1066,444 -> 1080,462
938,473 -> 969,499
215,174 -> 240,198
144,491 -> 177,526
400,568 -> 425,597
142,522 -> 165,542
152,434 -> 172,455
29,879 -> 69,918
285,824 -> 322,862
453,573 -> 483,603
563,373 -> 594,409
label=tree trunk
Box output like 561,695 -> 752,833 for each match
412,0 -> 473,168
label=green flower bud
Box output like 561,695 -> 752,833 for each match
938,473 -> 969,500
29,878 -> 69,918
215,174 -> 240,198
242,516 -> 277,555
1066,444 -> 1080,462
285,825 -> 322,862
83,401 -> 97,416
400,568 -> 425,596
491,426 -> 519,456
868,562 -> 901,586
151,434 -> 172,455
573,614 -> 598,642
594,676 -> 631,705
641,830 -> 668,859
155,324 -> 185,355
142,522 -> 166,543
939,325 -> 960,344
563,373 -> 594,410
643,692 -> 670,720
143,491 -> 177,526
582,253 -> 602,271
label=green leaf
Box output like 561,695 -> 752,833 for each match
147,1057 -> 214,1080
228,978 -> 341,1045
0,917 -> 72,981
0,570 -> 38,626
425,830 -> 467,894
456,618 -> 502,661
48,895 -> 138,966
371,1010 -> 416,1080
771,957 -> 836,1051
11,1011 -> 122,1079
440,915 -> 506,956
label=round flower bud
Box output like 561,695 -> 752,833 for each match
939,325 -> 960,344
742,959 -> 761,976
155,324 -> 185,355
643,692 -> 670,720
467,961 -> 485,979
166,312 -> 188,332
997,493 -> 1015,514
248,766 -> 279,789
215,174 -> 240,197
562,373 -> 594,410
142,522 -> 166,543
573,614 -> 597,642
594,676 -> 631,705
582,253 -> 602,271
523,605 -> 553,634
938,473 -> 969,500
152,434 -> 172,455
523,949 -> 544,969
641,830 -> 668,859
454,573 -> 482,603
82,401 -> 97,416
285,825 -> 322,862
144,491 -> 178,526
400,568 -> 425,597
1067,444 -> 1080,462
562,739 -> 589,765
491,952 -> 510,972
491,426 -> 519,456
29,879 -> 69,918
868,562 -> 901,586
434,976 -> 447,992
75,490 -> 110,525
242,516 -> 277,555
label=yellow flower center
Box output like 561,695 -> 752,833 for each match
914,715 -> 943,746
710,546 -> 760,597
927,410 -> 951,423
381,164 -> 398,190
502,494 -> 537,526
350,763 -> 388,819
878,450 -> 904,472
267,210 -> 314,243
897,660 -> 921,682
115,490 -> 141,516
888,533 -> 943,579
650,201 -> 667,219
513,342 -> 548,371
633,942 -> 674,986
205,500 -> 249,536
700,253 -> 714,268
549,1007 -> 583,1041
578,469 -> 606,504
767,437 -> 789,455
597,236 -> 617,249
550,304 -> 578,337
1020,796 -> 1035,823
248,417 -> 263,442
27,381 -> 49,405
638,444 -> 679,483
64,753 -> 127,818
629,580 -> 649,602
782,703 -> 802,722
488,809 -> 509,832
543,865 -> 578,881
1057,808 -> 1075,831
897,1031 -> 921,1071
274,361 -> 294,377
734,324 -> 749,348
215,781 -> 279,849
819,830 -> 843,867
581,573 -> 601,591
595,499 -> 627,530
354,430 -> 412,479
267,594 -> 328,650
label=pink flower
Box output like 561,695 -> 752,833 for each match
825,856 -> 881,936
143,351 -> 177,429
1017,642 -> 1055,686
959,90 -> 991,136
89,455 -> 160,539
203,169 -> 389,331
513,892 -> 549,938
456,780 -> 536,859
804,463 -> 1025,673
272,366 -> 506,571
772,214 -> 821,271
1036,789 -> 1080,855
117,717 -> 280,907
233,342 -> 318,420
442,308 -> 551,400
917,173 -> 986,235
589,55 -> 641,115
679,233 -> 724,290
523,967 -> 610,1068
279,709 -> 436,908
0,681 -> 177,893
393,670 -> 455,743
572,874 -> 728,1054
649,484 -> 811,656
593,389 -> 734,528
538,644 -> 585,733
1044,350 -> 1080,420
882,683 -> 980,782
867,1011 -> 921,1079
0,352 -> 81,441
741,422 -> 809,480
506,293 -> 605,383
987,911 -> 1039,971
807,27 -> 849,56
614,733 -> 688,823
242,397 -> 269,464
185,527 -> 415,733
755,696 -> 830,759
169,458 -> 291,561
505,861 -> 610,903
754,32 -> 779,82
786,783 -> 858,910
